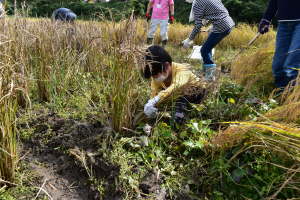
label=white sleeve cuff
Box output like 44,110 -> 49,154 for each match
262,19 -> 271,24
153,95 -> 160,103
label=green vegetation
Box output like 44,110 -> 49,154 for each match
0,56 -> 19,188
0,9 -> 300,200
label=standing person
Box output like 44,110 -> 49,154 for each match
143,45 -> 206,129
145,0 -> 174,47
52,8 -> 77,23
182,0 -> 234,81
258,0 -> 300,92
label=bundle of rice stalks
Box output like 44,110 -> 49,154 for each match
231,44 -> 275,93
266,75 -> 300,123
100,14 -> 150,133
0,66 -> 18,186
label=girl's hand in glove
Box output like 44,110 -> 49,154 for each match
182,38 -> 192,49
144,95 -> 159,118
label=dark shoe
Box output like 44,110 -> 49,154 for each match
162,40 -> 167,47
147,38 -> 154,45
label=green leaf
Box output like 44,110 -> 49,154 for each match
192,123 -> 200,132
180,131 -> 187,138
187,179 -> 195,184
140,136 -> 148,147
129,142 -> 140,148
232,169 -> 243,183
183,140 -> 195,148
183,150 -> 190,156
195,141 -> 204,148
148,154 -> 156,159
162,129 -> 172,138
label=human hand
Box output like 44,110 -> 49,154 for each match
145,13 -> 150,20
182,38 -> 192,49
205,25 -> 213,35
258,20 -> 270,34
144,96 -> 159,117
170,15 -> 174,24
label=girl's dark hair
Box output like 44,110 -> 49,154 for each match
143,45 -> 172,79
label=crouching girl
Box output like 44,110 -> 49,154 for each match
143,45 -> 207,129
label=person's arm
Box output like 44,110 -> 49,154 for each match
150,81 -> 162,99
189,2 -> 205,40
262,0 -> 278,23
146,2 -> 154,14
157,70 -> 192,100
170,4 -> 174,16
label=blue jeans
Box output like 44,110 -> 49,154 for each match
272,21 -> 300,89
201,28 -> 232,64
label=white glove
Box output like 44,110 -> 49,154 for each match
205,25 -> 213,35
144,95 -> 159,117
182,38 -> 192,49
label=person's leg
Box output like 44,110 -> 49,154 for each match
272,22 -> 292,90
172,97 -> 188,128
160,19 -> 169,45
283,21 -> 300,86
172,89 -> 206,128
201,28 -> 232,64
148,19 -> 159,44
201,28 -> 231,81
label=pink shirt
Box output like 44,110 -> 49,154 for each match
150,0 -> 174,19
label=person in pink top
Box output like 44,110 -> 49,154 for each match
145,0 -> 174,47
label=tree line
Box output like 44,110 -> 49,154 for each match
5,0 -> 273,25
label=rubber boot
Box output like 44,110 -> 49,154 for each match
200,62 -> 206,75
147,38 -> 154,45
162,40 -> 167,48
204,64 -> 216,82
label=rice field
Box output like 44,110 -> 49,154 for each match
1,12 -> 300,199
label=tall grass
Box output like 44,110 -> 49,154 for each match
231,44 -> 275,94
0,63 -> 18,186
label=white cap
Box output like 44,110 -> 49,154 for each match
185,0 -> 194,3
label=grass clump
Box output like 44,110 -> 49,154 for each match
0,63 -> 20,187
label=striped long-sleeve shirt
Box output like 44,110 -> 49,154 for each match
189,0 -> 235,40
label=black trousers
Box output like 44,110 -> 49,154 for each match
172,89 -> 206,127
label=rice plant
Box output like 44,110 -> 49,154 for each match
231,44 -> 275,94
0,64 -> 18,186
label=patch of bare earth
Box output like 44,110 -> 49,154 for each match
18,111 -> 123,200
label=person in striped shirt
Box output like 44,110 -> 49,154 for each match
182,0 -> 235,81
259,0 -> 300,92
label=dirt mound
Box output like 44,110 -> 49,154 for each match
139,168 -> 166,199
19,111 -> 123,200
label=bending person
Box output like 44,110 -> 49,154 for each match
143,45 -> 206,129
258,0 -> 300,92
182,0 -> 234,81
52,8 -> 77,23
